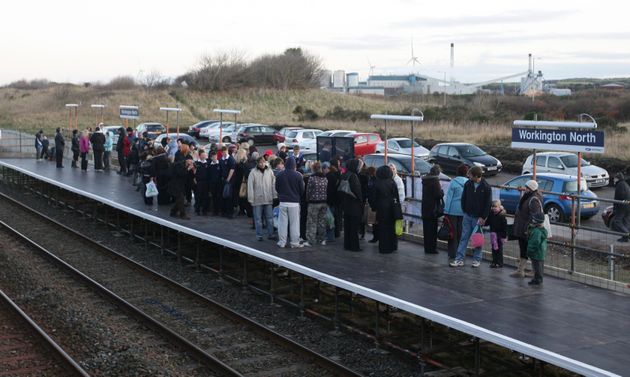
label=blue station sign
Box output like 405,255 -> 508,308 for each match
119,106 -> 140,120
511,128 -> 605,153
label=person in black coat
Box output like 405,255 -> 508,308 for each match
421,165 -> 444,254
194,150 -> 211,215
54,128 -> 65,168
487,199 -> 508,267
70,130 -> 80,167
168,148 -> 193,219
612,172 -> 630,242
208,150 -> 222,215
151,147 -> 172,205
90,127 -> 106,170
326,160 -> 343,238
116,127 -> 128,175
342,158 -> 364,251
372,165 -> 399,253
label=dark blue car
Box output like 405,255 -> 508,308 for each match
499,173 -> 599,222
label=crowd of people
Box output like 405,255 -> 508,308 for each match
36,128 -> 550,285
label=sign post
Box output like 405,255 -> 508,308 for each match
370,113 -> 424,167
91,104 -> 105,127
160,106 -> 182,136
512,115 -> 601,273
65,104 -> 79,131
119,105 -> 140,132
213,109 -> 241,145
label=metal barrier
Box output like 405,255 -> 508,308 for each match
398,172 -> 630,292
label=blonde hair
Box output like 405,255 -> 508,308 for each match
235,149 -> 248,163
179,143 -> 190,156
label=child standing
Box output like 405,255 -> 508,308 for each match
487,199 -> 507,268
527,213 -> 548,285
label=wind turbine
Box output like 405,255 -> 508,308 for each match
367,58 -> 376,77
407,38 -> 420,68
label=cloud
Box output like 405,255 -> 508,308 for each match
427,31 -> 630,45
392,9 -> 575,29
301,35 -> 407,51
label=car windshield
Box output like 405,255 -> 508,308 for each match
457,145 -> 486,157
396,139 -> 420,148
146,124 -> 163,131
287,131 -> 298,138
401,158 -> 432,174
560,155 -> 590,167
564,179 -> 589,192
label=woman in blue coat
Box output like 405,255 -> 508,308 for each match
443,164 -> 469,264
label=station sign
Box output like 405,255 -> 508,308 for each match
119,106 -> 139,120
511,128 -> 605,153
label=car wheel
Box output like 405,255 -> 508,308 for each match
222,136 -> 231,143
545,203 -> 564,223
247,138 -> 255,146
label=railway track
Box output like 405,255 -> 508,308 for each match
0,287 -> 88,377
0,192 -> 362,377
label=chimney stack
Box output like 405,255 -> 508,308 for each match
450,43 -> 454,68
528,53 -> 532,74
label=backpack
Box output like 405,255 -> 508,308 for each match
338,177 -> 356,199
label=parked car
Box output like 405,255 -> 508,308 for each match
283,129 -> 322,150
154,133 -> 199,149
602,206 -> 614,228
236,124 -> 285,145
521,152 -> 609,189
318,129 -> 356,137
363,153 -> 450,180
279,126 -> 304,138
429,143 -> 502,176
135,122 -> 166,139
499,173 -> 599,222
375,138 -> 431,158
346,133 -> 382,156
187,120 -> 218,138
203,122 -> 236,142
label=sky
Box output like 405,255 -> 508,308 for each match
2,0 -> 630,86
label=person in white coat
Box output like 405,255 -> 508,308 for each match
388,163 -> 405,203
248,156 -> 277,241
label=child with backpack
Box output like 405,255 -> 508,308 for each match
487,199 -> 507,268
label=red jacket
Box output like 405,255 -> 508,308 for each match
122,136 -> 131,157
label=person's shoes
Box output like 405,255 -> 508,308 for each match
368,238 -> 378,243
472,261 -> 481,268
425,250 -> 439,254
359,234 -> 365,240
268,235 -> 278,241
179,215 -> 190,220
257,236 -> 263,241
277,242 -> 286,248
490,263 -> 498,268
302,242 -> 312,247
528,279 -> 542,285
290,243 -> 304,249
320,240 -> 327,246
449,260 -> 464,267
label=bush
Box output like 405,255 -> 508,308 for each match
103,76 -> 137,90
324,106 -> 369,123
292,105 -> 319,121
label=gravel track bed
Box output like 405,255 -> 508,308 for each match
0,228 -> 217,377
0,184 -> 423,376
0,195 -> 339,376
0,291 -> 72,376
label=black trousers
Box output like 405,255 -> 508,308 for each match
117,151 -> 127,174
195,182 -> 210,214
221,182 -> 233,216
104,151 -> 111,170
377,219 -> 396,254
80,152 -> 88,170
210,183 -> 221,215
446,215 -> 463,260
531,259 -> 544,282
55,148 -> 63,167
518,237 -> 528,259
492,238 -> 504,266
72,150 -> 79,166
334,204 -> 343,238
94,150 -> 104,170
171,193 -> 186,217
423,216 -> 439,253
344,214 -> 361,251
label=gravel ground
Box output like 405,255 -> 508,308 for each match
0,229 -> 217,377
0,184 -> 425,376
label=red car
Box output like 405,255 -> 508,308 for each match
346,133 -> 382,156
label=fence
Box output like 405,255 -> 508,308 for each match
399,172 -> 630,293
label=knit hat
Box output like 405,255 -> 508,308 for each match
525,180 -> 538,191
264,149 -> 273,157
531,212 -> 545,224
321,161 -> 331,169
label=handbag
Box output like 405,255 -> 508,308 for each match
533,198 -> 552,238
222,182 -> 232,199
395,219 -> 403,236
507,223 -> 519,241
239,179 -> 248,199
392,199 -> 403,220
470,225 -> 485,249
435,198 -> 445,218
145,181 -> 159,198
438,216 -> 454,241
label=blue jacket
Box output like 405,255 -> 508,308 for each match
275,157 -> 304,203
444,176 -> 468,216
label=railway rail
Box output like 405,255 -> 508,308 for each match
0,192 -> 362,377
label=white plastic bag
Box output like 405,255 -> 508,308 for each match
543,214 -> 552,239
145,181 -> 159,198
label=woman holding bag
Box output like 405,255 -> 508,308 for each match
373,165 -> 400,254
421,165 -> 444,254
443,164 -> 469,264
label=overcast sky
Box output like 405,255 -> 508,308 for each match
2,0 -> 629,85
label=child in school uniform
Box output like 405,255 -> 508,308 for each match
527,212 -> 548,285
487,199 -> 507,268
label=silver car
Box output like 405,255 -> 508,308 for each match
375,138 -> 430,159
521,152 -> 609,188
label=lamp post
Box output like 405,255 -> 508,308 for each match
160,106 -> 182,136
213,109 -> 241,145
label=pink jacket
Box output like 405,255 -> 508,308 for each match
79,135 -> 90,153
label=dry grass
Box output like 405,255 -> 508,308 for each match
2,86 -> 630,160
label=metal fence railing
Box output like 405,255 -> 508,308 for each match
399,173 -> 630,293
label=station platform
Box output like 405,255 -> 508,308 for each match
0,158 -> 628,377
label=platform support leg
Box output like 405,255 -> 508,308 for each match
195,242 -> 201,270
474,337 -> 480,377
333,287 -> 341,333
116,211 -> 120,230
420,319 -> 426,351
129,214 -> 135,242
160,226 -> 165,255
177,231 -> 182,263
299,274 -> 305,318
374,302 -> 381,346
219,248 -> 224,278
269,265 -> 275,305
144,220 -> 149,251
